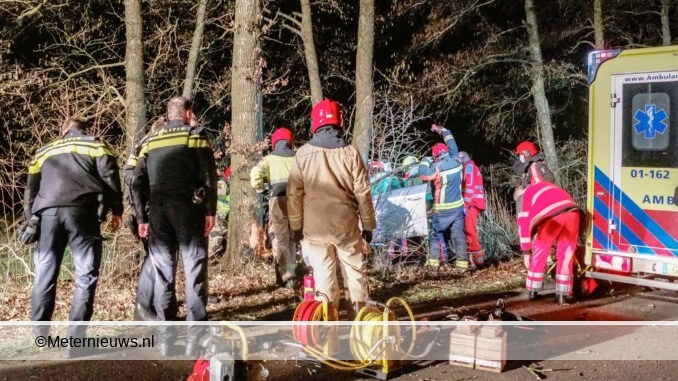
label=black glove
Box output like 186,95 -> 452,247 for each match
291,229 -> 303,242
361,230 -> 373,244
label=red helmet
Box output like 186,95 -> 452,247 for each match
311,98 -> 342,133
223,166 -> 231,181
271,127 -> 294,149
515,141 -> 538,159
432,143 -> 449,158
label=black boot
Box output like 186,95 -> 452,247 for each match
134,303 -> 158,321
528,291 -> 539,300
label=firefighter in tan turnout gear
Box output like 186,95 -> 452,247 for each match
287,98 -> 376,315
250,127 -> 299,289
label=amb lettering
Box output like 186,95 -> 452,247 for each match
642,194 -> 674,205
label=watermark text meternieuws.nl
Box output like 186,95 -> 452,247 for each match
34,335 -> 155,349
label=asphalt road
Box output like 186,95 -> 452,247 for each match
2,284 -> 678,380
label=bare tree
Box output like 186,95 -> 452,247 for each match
300,0 -> 323,105
183,0 -> 208,99
124,0 -> 146,149
265,1 -> 323,106
593,0 -> 604,49
352,0 -> 375,162
524,0 -> 560,184
228,0 -> 264,264
661,0 -> 672,46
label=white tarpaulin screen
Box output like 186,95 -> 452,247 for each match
372,184 -> 429,243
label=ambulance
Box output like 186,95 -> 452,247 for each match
585,45 -> 678,290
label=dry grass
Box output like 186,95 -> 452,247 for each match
0,252 -> 526,322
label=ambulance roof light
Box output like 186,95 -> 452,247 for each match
587,49 -> 621,84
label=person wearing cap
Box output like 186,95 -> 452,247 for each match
457,151 -> 486,268
287,98 -> 376,316
250,127 -> 299,289
418,124 -> 470,272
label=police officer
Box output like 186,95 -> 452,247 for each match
418,124 -> 470,271
250,127 -> 299,289
131,97 -> 217,356
24,118 -> 123,342
123,116 -> 167,321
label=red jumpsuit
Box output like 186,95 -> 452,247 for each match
518,181 -> 579,296
461,160 -> 486,265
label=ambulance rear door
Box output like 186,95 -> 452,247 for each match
609,70 -> 678,276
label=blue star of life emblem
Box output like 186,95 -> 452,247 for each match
633,104 -> 668,139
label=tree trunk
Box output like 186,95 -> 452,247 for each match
593,0 -> 604,50
183,0 -> 208,99
524,0 -> 560,184
661,0 -> 672,46
124,0 -> 146,150
300,0 -> 323,106
352,0 -> 375,163
228,0 -> 263,266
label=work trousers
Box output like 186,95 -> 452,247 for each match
464,206 -> 485,265
301,234 -> 369,309
268,196 -> 297,282
135,238 -> 155,314
526,210 -> 580,296
31,206 -> 102,338
429,208 -> 468,263
147,197 -> 208,344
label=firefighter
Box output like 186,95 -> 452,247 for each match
24,118 -> 123,344
512,141 -> 555,205
124,116 -> 167,321
369,160 -> 403,261
457,151 -> 486,267
131,96 -> 217,356
518,179 -> 581,305
250,127 -> 299,289
208,167 -> 230,257
418,124 -> 470,271
287,98 -> 376,315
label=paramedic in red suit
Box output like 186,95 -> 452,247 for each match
457,151 -> 486,267
518,179 -> 580,305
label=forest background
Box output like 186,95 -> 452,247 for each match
0,0 -> 675,316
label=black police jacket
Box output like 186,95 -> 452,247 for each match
130,119 -> 217,223
23,128 -> 123,219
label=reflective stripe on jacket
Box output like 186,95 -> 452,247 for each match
250,154 -> 294,197
517,181 -> 577,251
24,128 -> 123,219
418,130 -> 463,212
131,120 -> 217,223
462,160 -> 486,210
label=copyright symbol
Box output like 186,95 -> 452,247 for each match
35,336 -> 47,348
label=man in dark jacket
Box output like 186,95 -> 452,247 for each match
131,96 -> 217,357
24,118 -> 123,347
123,116 -> 167,321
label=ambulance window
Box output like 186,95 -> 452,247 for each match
621,81 -> 678,167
